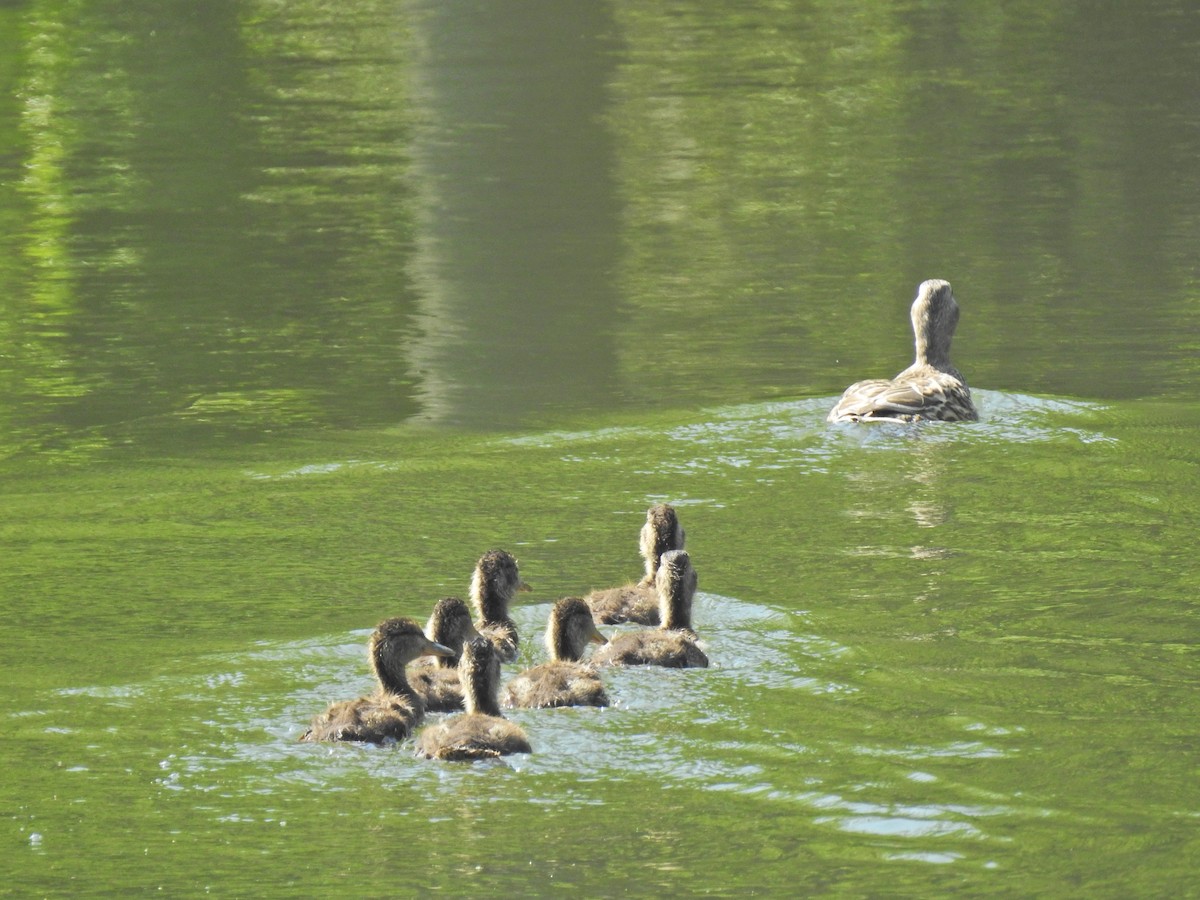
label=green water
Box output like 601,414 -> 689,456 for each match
3,1 -> 1199,896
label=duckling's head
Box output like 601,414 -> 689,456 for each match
370,617 -> 455,693
639,503 -> 685,583
546,597 -> 607,662
910,279 -> 959,367
470,549 -> 531,622
425,597 -> 480,667
655,549 -> 698,632
459,635 -> 503,717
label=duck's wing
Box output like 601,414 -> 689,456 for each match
828,372 -> 976,422
585,585 -> 660,625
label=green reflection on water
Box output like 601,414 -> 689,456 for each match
2,0 -> 1200,895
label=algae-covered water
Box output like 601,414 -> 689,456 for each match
3,1 -> 1199,895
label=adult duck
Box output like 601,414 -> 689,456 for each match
592,549 -> 708,668
586,503 -> 685,625
828,279 -> 978,423
300,618 -> 454,743
470,549 -> 531,663
503,597 -> 609,709
415,636 -> 533,761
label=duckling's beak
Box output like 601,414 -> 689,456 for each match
423,639 -> 456,659
589,623 -> 608,645
517,579 -> 532,593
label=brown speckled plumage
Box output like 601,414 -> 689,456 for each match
408,597 -> 479,712
503,598 -> 609,709
415,637 -> 533,761
593,549 -> 708,669
469,549 -> 530,663
828,279 -> 978,423
586,504 -> 685,625
300,618 -> 454,743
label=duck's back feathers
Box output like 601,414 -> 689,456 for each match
408,667 -> 464,712
585,584 -> 660,625
592,630 -> 708,669
479,621 -> 519,663
503,661 -> 609,709
415,714 -> 532,761
301,693 -> 422,743
828,366 -> 977,423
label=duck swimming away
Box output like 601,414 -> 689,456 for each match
300,617 -> 454,743
469,549 -> 531,663
409,597 -> 480,712
415,636 -> 533,761
592,549 -> 708,669
586,503 -> 685,625
503,597 -> 609,709
828,279 -> 978,423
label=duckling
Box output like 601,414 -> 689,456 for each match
470,549 -> 531,663
503,597 -> 609,709
592,549 -> 708,668
408,597 -> 480,712
300,617 -> 454,743
415,636 -> 533,761
586,503 -> 685,625
828,279 -> 979,423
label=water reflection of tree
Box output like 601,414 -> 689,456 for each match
606,1 -> 1200,405
3,0 -> 421,458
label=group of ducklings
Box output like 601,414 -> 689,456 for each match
300,504 -> 703,761
300,278 -> 979,759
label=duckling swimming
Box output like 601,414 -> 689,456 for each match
828,279 -> 978,423
409,597 -> 480,712
300,617 -> 454,743
586,503 -> 685,625
503,597 -> 609,709
415,636 -> 533,761
470,549 -> 531,663
592,549 -> 708,668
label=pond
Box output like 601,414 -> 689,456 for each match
2,1 -> 1198,895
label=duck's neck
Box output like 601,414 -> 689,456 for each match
660,581 -> 693,632
373,654 -> 419,704
472,577 -> 510,627
463,676 -> 503,717
912,303 -> 957,370
548,623 -> 580,663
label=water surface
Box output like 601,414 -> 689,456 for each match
2,1 -> 1199,896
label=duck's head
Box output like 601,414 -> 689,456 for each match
470,549 -> 531,620
425,597 -> 480,667
370,617 -> 455,691
639,503 -> 685,583
655,549 -> 698,632
546,597 -> 607,662
911,279 -> 959,367
459,635 -> 503,716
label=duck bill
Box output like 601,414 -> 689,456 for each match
423,640 -> 456,659
517,579 -> 533,593
589,624 -> 608,645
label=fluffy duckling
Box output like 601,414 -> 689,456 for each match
503,597 -> 609,709
415,636 -> 533,761
592,549 -> 708,668
470,549 -> 531,663
828,279 -> 978,423
586,503 -> 685,625
409,597 -> 480,712
300,617 -> 454,743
